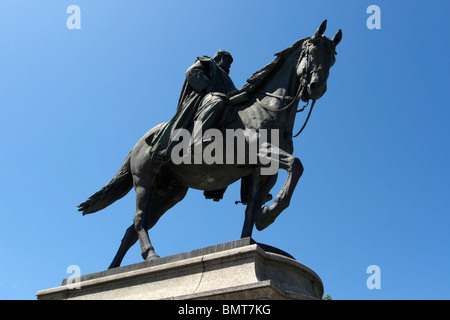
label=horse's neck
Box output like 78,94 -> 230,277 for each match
233,48 -> 301,141
257,54 -> 300,131
261,56 -> 298,97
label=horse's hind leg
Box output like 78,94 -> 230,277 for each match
109,179 -> 188,268
109,224 -> 138,269
139,180 -> 188,260
134,182 -> 159,261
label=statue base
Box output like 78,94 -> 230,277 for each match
36,238 -> 323,300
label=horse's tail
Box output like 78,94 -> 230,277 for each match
77,152 -> 133,215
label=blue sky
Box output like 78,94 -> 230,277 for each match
0,1 -> 448,300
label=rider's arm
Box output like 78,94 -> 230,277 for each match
185,59 -> 211,93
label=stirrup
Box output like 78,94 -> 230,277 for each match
235,194 -> 273,205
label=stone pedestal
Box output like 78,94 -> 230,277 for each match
36,238 -> 323,300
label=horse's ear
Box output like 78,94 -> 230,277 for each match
312,20 -> 327,39
332,29 -> 342,46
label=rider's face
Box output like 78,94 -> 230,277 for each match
216,55 -> 232,74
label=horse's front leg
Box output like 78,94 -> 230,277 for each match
240,170 -> 261,238
240,171 -> 277,238
255,143 -> 303,231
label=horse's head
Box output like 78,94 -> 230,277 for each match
297,20 -> 342,102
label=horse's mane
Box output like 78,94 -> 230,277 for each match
232,37 -> 308,97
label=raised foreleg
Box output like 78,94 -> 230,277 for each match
254,143 -> 303,231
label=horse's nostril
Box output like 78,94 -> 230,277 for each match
309,82 -> 321,93
308,82 -> 324,99
310,82 -> 320,90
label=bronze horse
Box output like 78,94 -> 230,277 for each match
78,20 -> 342,268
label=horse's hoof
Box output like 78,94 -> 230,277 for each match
145,252 -> 160,261
255,206 -> 273,231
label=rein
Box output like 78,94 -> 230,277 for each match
255,88 -> 315,138
256,85 -> 303,113
293,99 -> 315,137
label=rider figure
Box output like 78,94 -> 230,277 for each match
148,50 -> 266,203
148,50 -> 236,161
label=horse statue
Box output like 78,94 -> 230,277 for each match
78,20 -> 342,269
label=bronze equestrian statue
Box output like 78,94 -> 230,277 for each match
78,20 -> 342,269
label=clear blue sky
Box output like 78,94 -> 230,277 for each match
0,1 -> 448,300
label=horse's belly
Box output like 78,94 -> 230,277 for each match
166,163 -> 250,190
